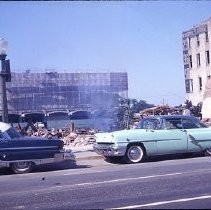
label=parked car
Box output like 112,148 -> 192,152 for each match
93,115 -> 211,163
0,122 -> 75,174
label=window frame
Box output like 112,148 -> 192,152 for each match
196,34 -> 200,46
199,77 -> 202,91
197,53 -> 201,67
189,55 -> 193,68
205,31 -> 209,42
206,50 -> 210,65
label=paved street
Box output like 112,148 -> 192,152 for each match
0,153 -> 211,209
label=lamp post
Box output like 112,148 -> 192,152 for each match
0,38 -> 9,123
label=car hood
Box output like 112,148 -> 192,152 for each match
95,132 -> 115,143
95,129 -> 146,143
112,129 -> 146,140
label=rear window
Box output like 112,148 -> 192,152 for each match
165,117 -> 207,129
182,118 -> 207,129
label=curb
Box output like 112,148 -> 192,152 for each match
66,145 -> 105,161
76,155 -> 104,161
72,148 -> 104,161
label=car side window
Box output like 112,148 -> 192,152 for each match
142,119 -> 161,130
165,119 -> 182,129
182,119 -> 198,129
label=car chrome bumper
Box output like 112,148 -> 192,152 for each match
0,149 -> 76,168
34,151 -> 76,165
54,148 -> 76,162
93,143 -> 126,157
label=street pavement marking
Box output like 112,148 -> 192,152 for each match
13,206 -> 25,209
3,168 -> 211,197
0,172 -> 182,197
63,169 -> 108,175
59,172 -> 182,187
53,168 -> 211,190
62,167 -> 211,177
114,195 -> 211,209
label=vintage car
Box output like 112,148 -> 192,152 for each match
93,115 -> 211,163
0,122 -> 75,174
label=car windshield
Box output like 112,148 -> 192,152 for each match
165,117 -> 207,129
6,127 -> 22,139
190,118 -> 207,128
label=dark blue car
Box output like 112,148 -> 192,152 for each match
0,122 -> 75,174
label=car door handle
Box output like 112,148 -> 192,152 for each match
180,129 -> 187,132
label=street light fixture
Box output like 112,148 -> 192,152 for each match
0,38 -> 10,123
0,38 -> 8,55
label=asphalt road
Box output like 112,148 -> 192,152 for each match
0,154 -> 211,209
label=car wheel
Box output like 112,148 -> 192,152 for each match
10,161 -> 34,174
205,148 -> 211,156
124,145 -> 145,164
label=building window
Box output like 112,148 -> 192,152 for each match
196,35 -> 200,46
205,31 -> 209,42
199,77 -> 202,91
185,79 -> 193,93
189,55 -> 192,68
206,50 -> 210,65
190,79 -> 193,92
197,53 -> 201,67
188,37 -> 191,48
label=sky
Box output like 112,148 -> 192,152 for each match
0,1 -> 211,106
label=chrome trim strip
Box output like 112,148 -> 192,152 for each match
0,146 -> 58,151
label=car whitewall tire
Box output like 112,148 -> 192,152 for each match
205,148 -> 211,156
10,161 -> 34,174
125,145 -> 145,164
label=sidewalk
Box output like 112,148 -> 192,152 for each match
67,145 -> 103,161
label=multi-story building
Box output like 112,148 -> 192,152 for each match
6,71 -> 128,114
182,17 -> 211,105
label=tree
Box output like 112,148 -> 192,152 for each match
130,99 -> 154,113
113,97 -> 155,130
184,100 -> 192,109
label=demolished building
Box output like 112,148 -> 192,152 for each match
1,70 -> 128,123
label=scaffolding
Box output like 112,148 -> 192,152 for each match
7,71 -> 128,113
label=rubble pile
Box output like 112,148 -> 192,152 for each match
63,133 -> 96,147
140,105 -> 176,116
12,121 -> 97,148
202,118 -> 211,127
62,128 -> 97,147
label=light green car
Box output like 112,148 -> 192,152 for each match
93,115 -> 211,163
